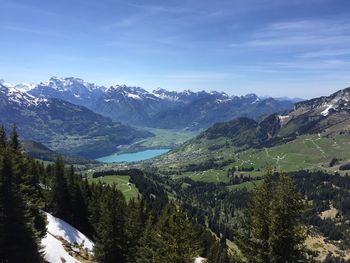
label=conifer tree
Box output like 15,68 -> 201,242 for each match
0,149 -> 43,262
49,157 -> 72,220
268,174 -> 305,262
125,198 -> 146,263
94,187 -> 127,263
10,124 -> 20,151
0,125 -> 6,148
241,171 -> 306,262
136,204 -> 200,263
246,170 -> 274,263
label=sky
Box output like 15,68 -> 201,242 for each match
0,0 -> 350,98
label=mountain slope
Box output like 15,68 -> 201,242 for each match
153,86 -> 350,169
21,140 -> 97,164
0,83 -> 152,158
152,95 -> 293,129
41,211 -> 94,263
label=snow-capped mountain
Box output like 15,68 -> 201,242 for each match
0,82 -> 151,157
0,82 -> 48,107
29,77 -> 106,108
275,87 -> 350,136
5,76 -> 295,130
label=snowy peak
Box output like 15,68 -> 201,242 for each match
294,87 -> 350,117
15,82 -> 36,92
152,88 -> 230,102
105,85 -> 160,101
29,77 -> 106,108
0,82 -> 48,107
39,76 -> 106,93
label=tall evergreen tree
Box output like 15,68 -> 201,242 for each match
268,174 -> 305,262
0,149 -> 43,262
136,204 -> 201,263
241,171 -> 306,262
49,157 -> 72,220
10,124 -> 20,151
94,187 -> 127,263
125,198 -> 146,263
0,125 -> 6,149
246,170 -> 274,263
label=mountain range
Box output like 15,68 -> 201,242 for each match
26,77 -> 296,130
0,82 -> 151,158
166,86 -> 350,161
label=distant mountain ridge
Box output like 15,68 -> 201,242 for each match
197,86 -> 350,149
0,83 -> 151,158
22,76 -> 296,129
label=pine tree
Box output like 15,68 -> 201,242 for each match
135,204 -> 201,263
268,174 -> 305,262
241,171 -> 306,262
49,157 -> 72,220
94,187 -> 127,263
0,149 -> 43,262
0,125 -> 6,149
246,170 -> 274,263
125,198 -> 146,263
10,124 -> 20,151
66,165 -> 91,235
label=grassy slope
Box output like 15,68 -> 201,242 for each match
154,134 -> 350,183
116,128 -> 198,153
88,175 -> 139,201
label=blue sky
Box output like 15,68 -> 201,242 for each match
0,0 -> 350,98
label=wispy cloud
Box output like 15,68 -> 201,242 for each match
299,49 -> 350,58
232,18 -> 350,48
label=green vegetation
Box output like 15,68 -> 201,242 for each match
22,140 -> 97,164
118,128 -> 198,153
0,125 -> 45,262
239,172 -> 305,263
154,134 -> 350,184
89,175 -> 139,201
139,128 -> 197,149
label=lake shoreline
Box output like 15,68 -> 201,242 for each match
96,148 -> 170,163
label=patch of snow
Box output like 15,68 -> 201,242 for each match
127,93 -> 141,100
195,256 -> 207,263
41,233 -> 80,263
41,211 -> 95,263
15,82 -> 36,92
43,211 -> 94,252
321,104 -> 333,116
251,97 -> 261,104
0,79 -> 14,88
278,115 -> 290,121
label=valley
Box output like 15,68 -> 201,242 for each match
1,80 -> 350,263
3,1 -> 350,262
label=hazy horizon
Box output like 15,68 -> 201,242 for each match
1,0 -> 350,98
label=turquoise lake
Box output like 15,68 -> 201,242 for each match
96,149 -> 170,163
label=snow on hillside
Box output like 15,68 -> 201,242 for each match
195,256 -> 207,263
321,104 -> 334,116
41,211 -> 94,263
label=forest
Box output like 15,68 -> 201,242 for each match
1,125 -> 349,262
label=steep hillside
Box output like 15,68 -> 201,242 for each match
21,140 -> 96,164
